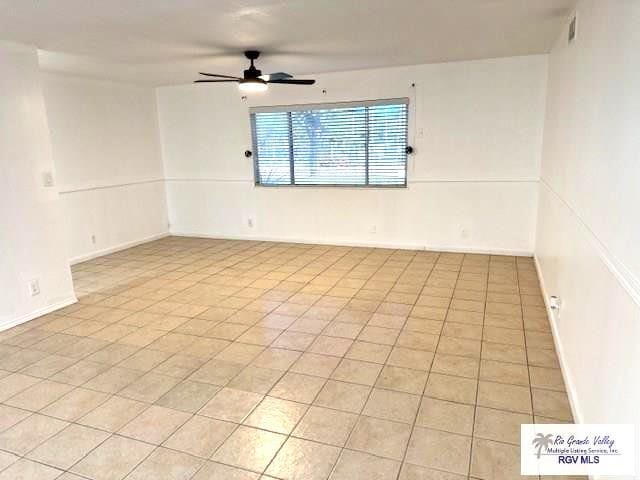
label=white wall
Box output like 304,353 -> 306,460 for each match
157,55 -> 547,254
535,0 -> 640,460
43,73 -> 168,263
0,42 -> 76,330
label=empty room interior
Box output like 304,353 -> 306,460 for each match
0,0 -> 638,479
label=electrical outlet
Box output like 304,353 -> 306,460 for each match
42,171 -> 55,187
91,235 -> 96,244
370,225 -> 377,234
28,279 -> 40,297
460,228 -> 469,239
247,218 -> 254,228
549,296 -> 562,317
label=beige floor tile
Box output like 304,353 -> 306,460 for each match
424,373 -> 477,405
214,342 -> 264,365
436,337 -> 481,358
270,372 -> 326,403
347,416 -> 412,460
442,322 -> 483,340
271,331 -> 316,351
481,342 -> 526,364
117,348 -> 172,372
82,366 -> 141,394
483,326 -> 525,346
199,387 -> 263,423
150,353 -> 203,380
70,435 -> 155,480
529,366 -> 565,391
0,374 -> 41,402
386,347 -> 433,371
236,326 -> 282,347
290,353 -> 340,378
119,371 -> 180,402
293,406 -> 358,446
484,314 -> 523,329
27,424 -> 110,469
363,388 -> 420,423
322,321 -> 363,339
20,353 -> 78,378
445,310 -> 483,326
251,347 -> 301,370
477,380 -> 532,414
358,326 -> 400,346
163,415 -> 236,458
0,458 -> 63,480
4,379 -> 74,412
346,341 -> 391,364
308,335 -> 354,357
470,437 -> 521,480
415,397 -> 474,435
156,380 -> 221,412
406,427 -> 471,475
50,360 -> 109,386
0,413 -> 68,455
474,406 -> 532,445
331,358 -> 382,386
398,463 -> 466,480
314,380 -> 371,413
87,343 -> 139,365
431,353 -> 479,378
396,331 -> 439,351
191,461 -> 260,480
118,405 -> 190,444
0,451 -> 18,471
227,365 -> 284,394
404,318 -> 443,335
212,425 -> 286,472
480,359 -> 529,386
126,447 -> 203,480
0,404 -> 31,432
532,388 -> 572,421
266,437 -> 340,480
329,449 -> 400,480
189,359 -> 244,385
41,387 -> 110,421
243,396 -> 308,434
78,396 -> 147,432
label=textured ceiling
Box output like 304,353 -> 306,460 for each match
0,0 -> 575,85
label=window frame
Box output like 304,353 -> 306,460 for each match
250,98 -> 409,188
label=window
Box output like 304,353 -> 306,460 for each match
251,98 -> 409,187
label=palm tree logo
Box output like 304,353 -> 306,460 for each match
532,433 -> 554,459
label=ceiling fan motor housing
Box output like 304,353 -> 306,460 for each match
244,66 -> 262,79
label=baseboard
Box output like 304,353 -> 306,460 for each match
533,254 -> 583,424
170,231 -> 533,257
69,232 -> 170,265
0,295 -> 78,333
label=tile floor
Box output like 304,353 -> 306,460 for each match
0,237 -> 579,480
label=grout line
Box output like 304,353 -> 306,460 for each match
466,253 -> 490,478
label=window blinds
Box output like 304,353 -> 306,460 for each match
251,98 -> 408,187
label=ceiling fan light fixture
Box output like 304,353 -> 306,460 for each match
239,78 -> 268,93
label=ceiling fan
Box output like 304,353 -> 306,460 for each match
195,50 -> 315,93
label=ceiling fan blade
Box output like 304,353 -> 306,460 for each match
198,72 -> 242,80
268,79 -> 316,85
261,72 -> 293,81
194,79 -> 239,83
